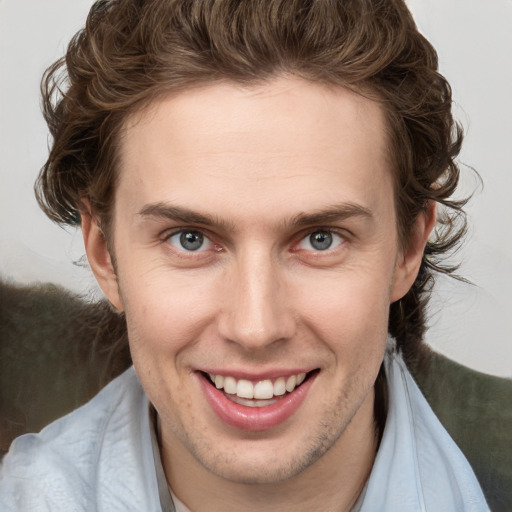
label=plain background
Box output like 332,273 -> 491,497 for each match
1,0 -> 511,377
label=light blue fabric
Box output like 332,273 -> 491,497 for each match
361,350 -> 489,512
0,350 -> 489,511
0,368 -> 162,511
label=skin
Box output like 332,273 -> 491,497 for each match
82,77 -> 435,511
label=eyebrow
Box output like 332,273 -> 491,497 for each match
288,203 -> 373,229
137,201 -> 373,231
137,203 -> 235,231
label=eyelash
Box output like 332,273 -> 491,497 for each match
163,228 -> 219,256
293,228 -> 346,253
162,226 -> 347,256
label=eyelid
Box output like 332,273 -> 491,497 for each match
162,225 -> 208,240
160,226 -> 348,255
163,227 -> 216,253
293,227 -> 347,252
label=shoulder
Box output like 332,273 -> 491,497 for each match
410,350 -> 512,511
0,367 -> 144,511
365,348 -> 490,511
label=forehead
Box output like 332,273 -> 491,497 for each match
117,77 -> 393,226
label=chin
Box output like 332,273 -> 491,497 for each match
183,417 -> 347,486
202,450 -> 316,486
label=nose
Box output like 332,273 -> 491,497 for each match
217,249 -> 296,351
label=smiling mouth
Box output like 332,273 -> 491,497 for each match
203,371 -> 317,408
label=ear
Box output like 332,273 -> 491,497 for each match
390,202 -> 436,303
80,201 -> 124,312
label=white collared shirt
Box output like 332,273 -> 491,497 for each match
0,347 -> 490,511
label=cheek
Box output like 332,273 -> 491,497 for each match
294,270 -> 392,354
118,268 -> 220,361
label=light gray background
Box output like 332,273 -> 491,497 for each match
1,0 -> 511,377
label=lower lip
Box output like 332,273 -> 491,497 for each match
198,373 -> 317,431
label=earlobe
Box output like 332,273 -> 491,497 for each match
80,203 -> 124,312
390,202 -> 437,303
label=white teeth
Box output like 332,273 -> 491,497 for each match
285,375 -> 297,392
254,380 -> 274,399
227,395 -> 279,408
273,377 -> 286,396
237,379 -> 254,399
214,375 -> 224,389
207,371 -> 308,400
223,376 -> 237,394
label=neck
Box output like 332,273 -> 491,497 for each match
158,386 -> 380,512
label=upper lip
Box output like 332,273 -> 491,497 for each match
197,368 -> 316,381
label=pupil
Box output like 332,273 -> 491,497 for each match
310,231 -> 332,250
180,231 -> 203,251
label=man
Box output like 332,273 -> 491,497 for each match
0,0 -> 490,510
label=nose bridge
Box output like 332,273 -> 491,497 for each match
219,246 -> 294,350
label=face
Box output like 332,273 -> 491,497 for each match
83,77 -> 429,488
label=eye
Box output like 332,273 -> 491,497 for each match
166,230 -> 213,252
297,230 -> 344,251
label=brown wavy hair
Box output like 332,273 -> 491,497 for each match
35,0 -> 467,367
